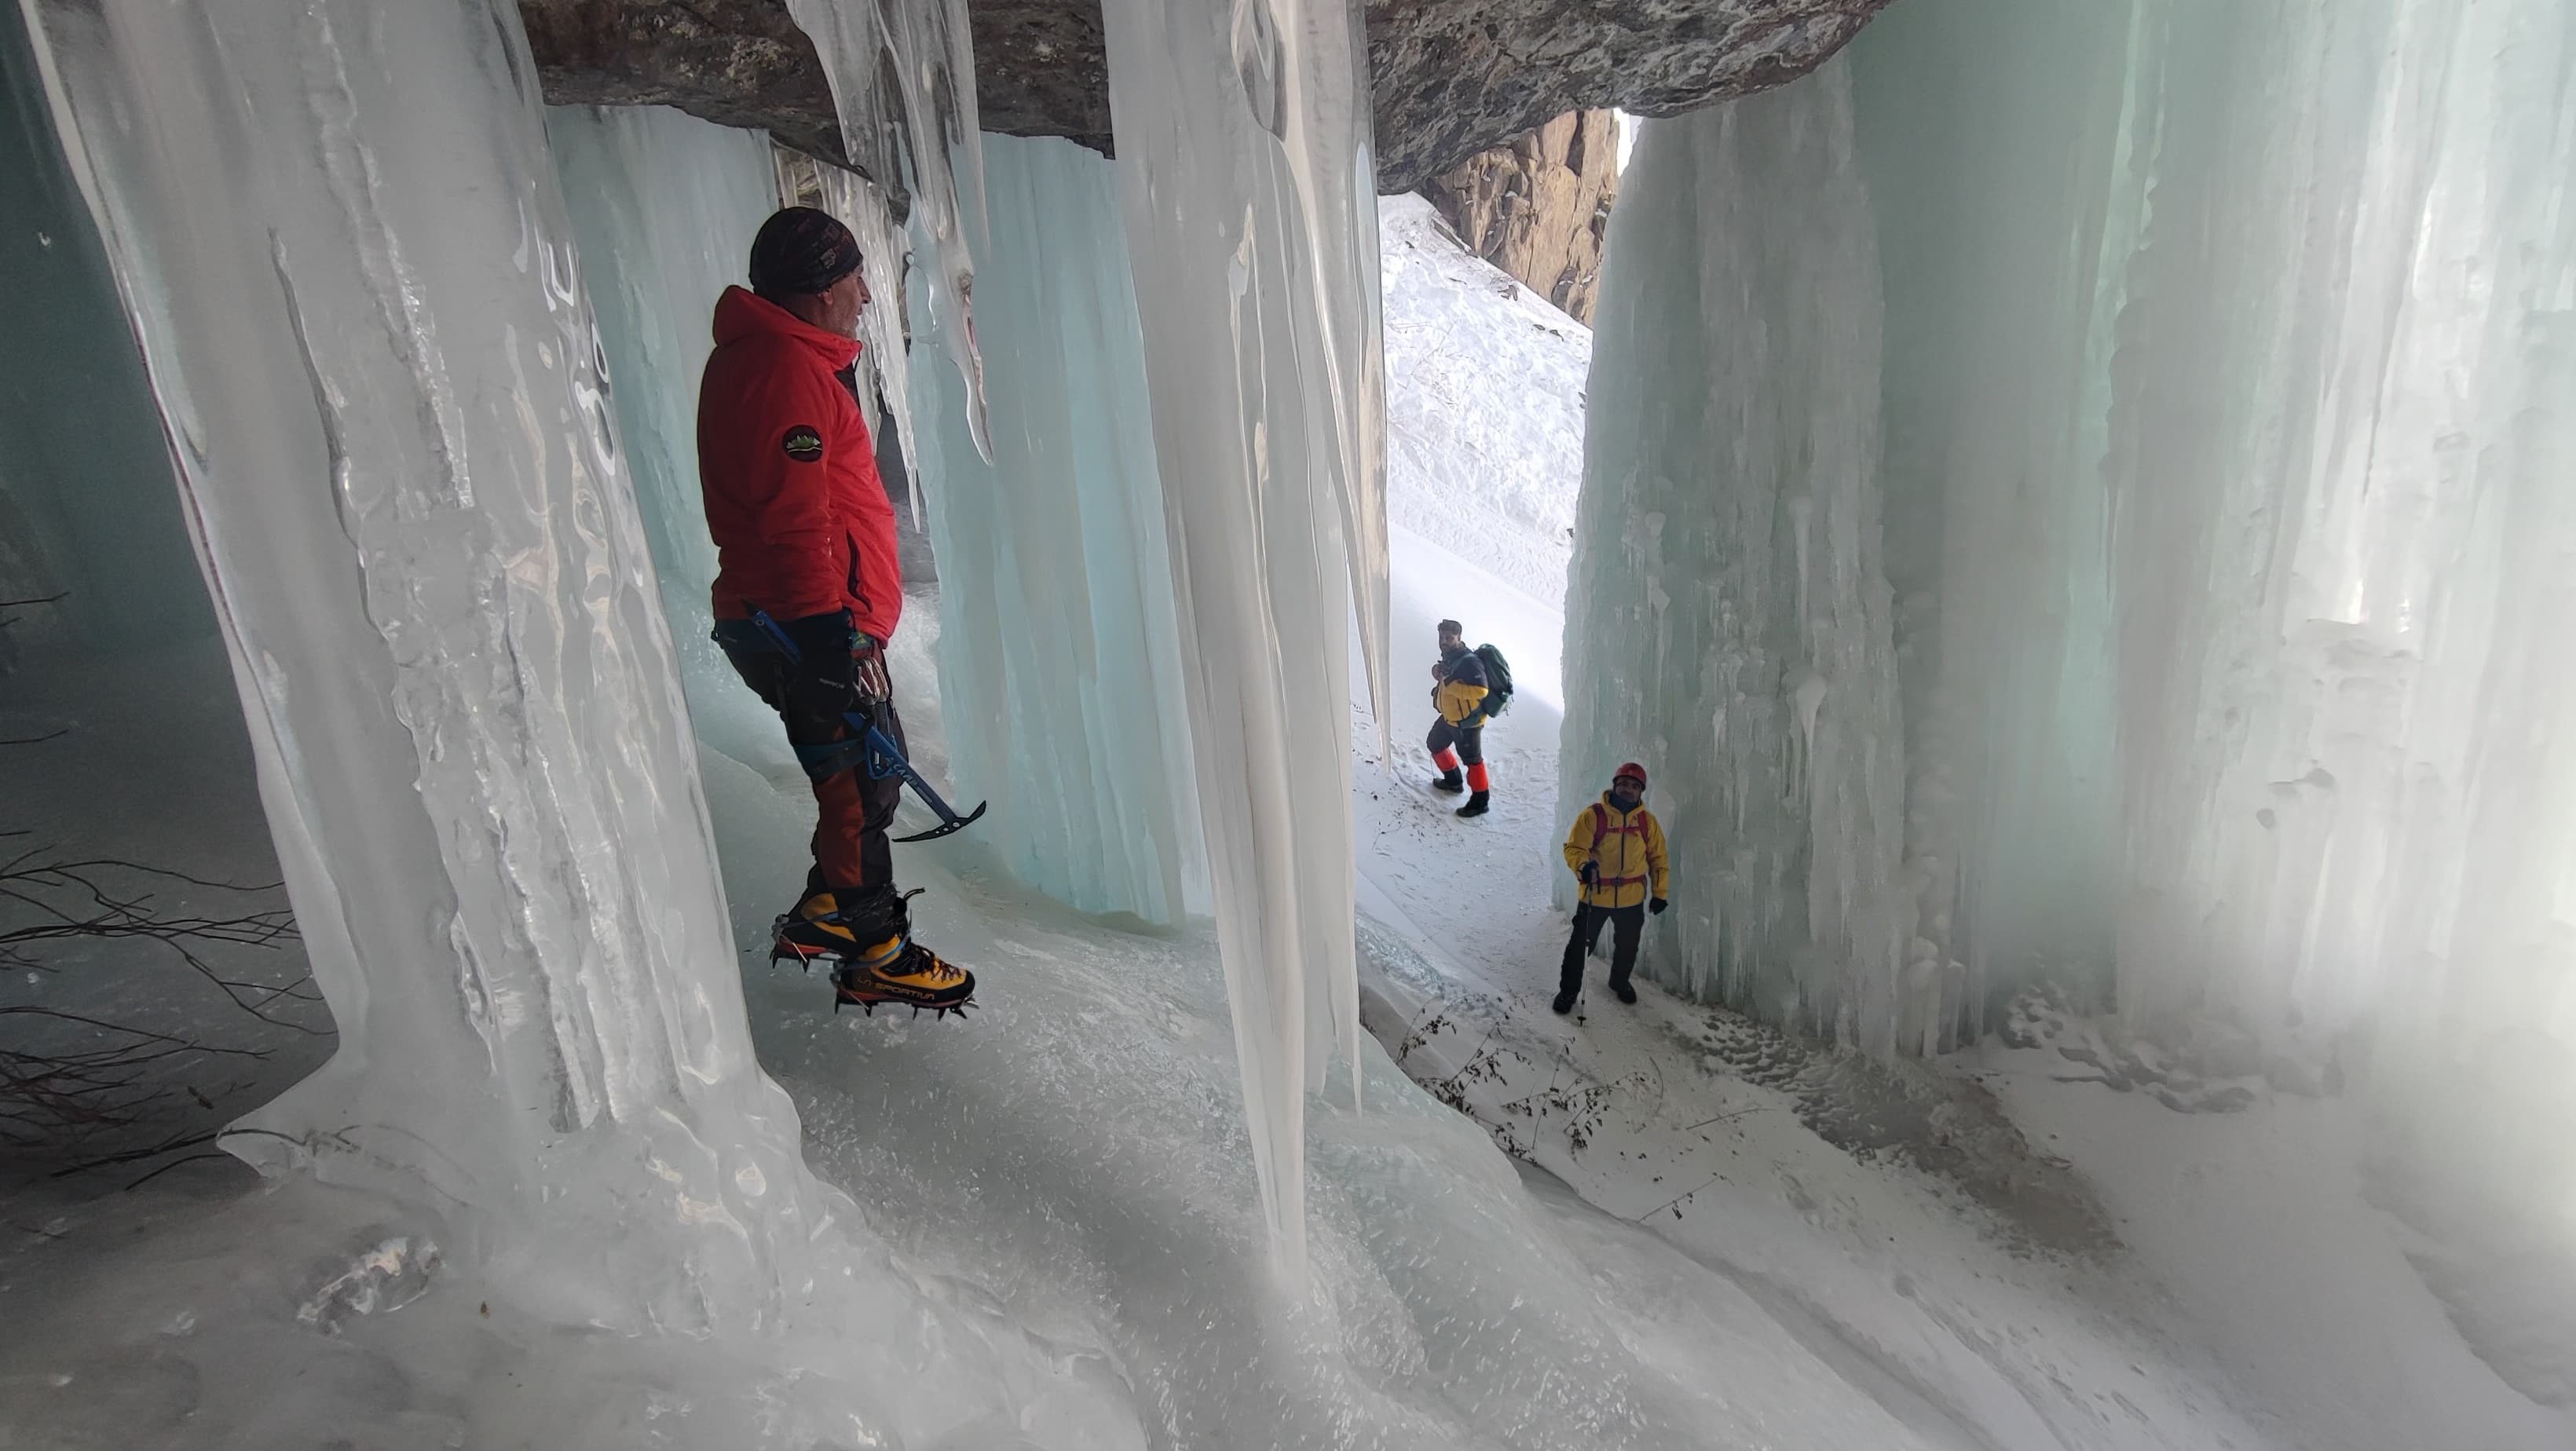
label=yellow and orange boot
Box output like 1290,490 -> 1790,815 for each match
770,889 -> 868,967
833,930 -> 975,1018
770,887 -> 975,1017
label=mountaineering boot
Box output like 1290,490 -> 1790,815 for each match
1612,981 -> 1637,1006
1431,768 -> 1465,793
1551,989 -> 1577,1015
836,930 -> 974,1015
770,888 -> 865,967
770,885 -> 976,1016
1455,791 -> 1491,818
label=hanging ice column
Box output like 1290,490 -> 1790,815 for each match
788,0 -> 993,460
1563,67 -> 1913,1054
1099,0 -> 1389,1279
23,0 -> 821,1329
905,133 -> 1206,924
795,155 -> 920,520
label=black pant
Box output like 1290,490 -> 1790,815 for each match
1560,901 -> 1644,999
1426,717 -> 1484,766
715,629 -> 906,899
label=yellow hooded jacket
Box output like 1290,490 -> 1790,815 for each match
1562,795 -> 1670,909
1435,676 -> 1488,725
1433,647 -> 1489,726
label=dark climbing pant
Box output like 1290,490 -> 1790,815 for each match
1560,901 -> 1644,1000
1425,717 -> 1484,765
1428,717 -> 1489,791
716,630 -> 906,895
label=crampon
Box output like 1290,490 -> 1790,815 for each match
769,912 -> 977,1020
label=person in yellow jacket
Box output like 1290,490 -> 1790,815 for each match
1556,762 -> 1670,1014
1427,619 -> 1495,818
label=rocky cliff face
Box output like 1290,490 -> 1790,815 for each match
1422,110 -> 1619,323
519,0 -> 1892,194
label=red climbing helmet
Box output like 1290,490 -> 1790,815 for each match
1612,762 -> 1647,791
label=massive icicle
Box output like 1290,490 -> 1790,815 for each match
784,150 -> 920,525
904,133 -> 1206,923
546,104 -> 778,682
1563,64 -> 1912,1054
787,0 -> 992,461
1099,0 -> 1389,1278
23,0 -> 821,1330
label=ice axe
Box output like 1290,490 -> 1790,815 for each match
746,609 -> 988,842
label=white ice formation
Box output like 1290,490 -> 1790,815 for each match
24,0 -> 825,1332
787,0 -> 993,462
906,133 -> 1208,923
1574,0 -> 2576,1361
1099,0 -> 1390,1279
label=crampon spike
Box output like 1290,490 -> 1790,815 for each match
830,987 -> 975,1020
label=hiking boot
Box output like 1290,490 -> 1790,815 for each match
836,930 -> 975,1011
1431,769 -> 1465,793
771,886 -> 975,1015
1551,990 -> 1577,1015
1455,791 -> 1491,818
1612,981 -> 1637,1006
771,889 -> 867,966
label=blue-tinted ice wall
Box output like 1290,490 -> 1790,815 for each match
545,104 -> 779,691
1561,63 -> 1912,1054
0,9 -> 210,658
906,133 -> 1207,924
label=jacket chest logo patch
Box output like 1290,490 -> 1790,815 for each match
781,425 -> 825,462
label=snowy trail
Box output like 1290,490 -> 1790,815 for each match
1352,527 -> 2284,1451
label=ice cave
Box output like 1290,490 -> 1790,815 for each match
2,0 -> 2571,1446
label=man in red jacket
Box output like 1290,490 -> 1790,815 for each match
699,207 -> 971,1013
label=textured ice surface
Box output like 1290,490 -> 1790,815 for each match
1579,0 -> 2576,1398
24,0 -> 828,1332
905,133 -> 1206,923
788,0 -> 993,460
1099,0 -> 1389,1279
1564,64 -> 1913,1054
546,104 -> 778,678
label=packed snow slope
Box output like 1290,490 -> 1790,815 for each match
1380,194 -> 1590,609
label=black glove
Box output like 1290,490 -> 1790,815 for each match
1578,862 -> 1600,886
1649,897 -> 1668,916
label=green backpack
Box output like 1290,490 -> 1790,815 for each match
1473,643 -> 1513,716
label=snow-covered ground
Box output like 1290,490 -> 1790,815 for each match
1381,196 -> 1589,609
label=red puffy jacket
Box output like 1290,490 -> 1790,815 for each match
696,285 -> 902,641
